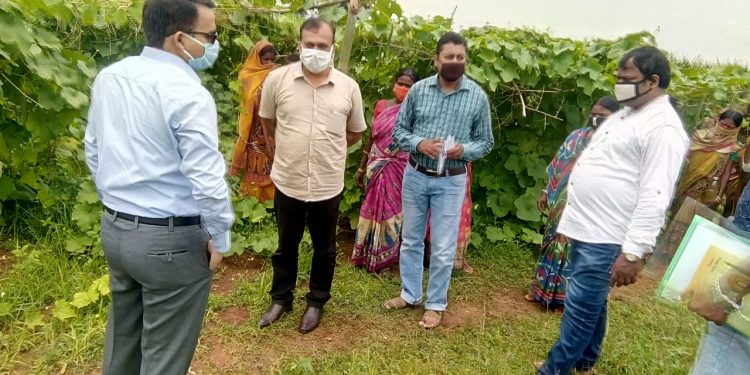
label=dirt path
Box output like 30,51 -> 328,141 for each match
82,232 -> 661,375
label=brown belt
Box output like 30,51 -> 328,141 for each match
409,157 -> 466,177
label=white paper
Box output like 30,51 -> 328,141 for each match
437,135 -> 455,175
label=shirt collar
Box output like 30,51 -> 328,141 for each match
292,62 -> 337,86
140,47 -> 200,82
427,74 -> 469,93
623,94 -> 670,116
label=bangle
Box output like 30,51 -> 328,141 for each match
362,150 -> 369,156
713,279 -> 742,313
357,168 -> 365,173
542,189 -> 548,194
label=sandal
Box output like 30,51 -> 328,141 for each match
382,296 -> 415,310
418,309 -> 443,329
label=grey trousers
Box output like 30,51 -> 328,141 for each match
100,211 -> 212,375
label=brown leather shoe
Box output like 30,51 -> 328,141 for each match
258,303 -> 292,328
298,306 -> 323,334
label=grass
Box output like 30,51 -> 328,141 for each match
0,233 -> 704,374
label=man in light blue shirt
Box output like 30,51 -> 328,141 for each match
384,31 -> 494,329
84,0 -> 233,373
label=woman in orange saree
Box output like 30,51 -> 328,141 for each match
230,41 -> 278,202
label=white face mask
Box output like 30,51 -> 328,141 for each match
300,46 -> 333,74
614,78 -> 650,102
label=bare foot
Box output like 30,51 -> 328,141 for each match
462,259 -> 474,273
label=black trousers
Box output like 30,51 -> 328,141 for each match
270,189 -> 341,308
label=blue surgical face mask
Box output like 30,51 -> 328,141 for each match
181,33 -> 220,71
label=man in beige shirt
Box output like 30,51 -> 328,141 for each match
258,17 -> 367,334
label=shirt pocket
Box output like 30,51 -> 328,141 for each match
317,100 -> 350,136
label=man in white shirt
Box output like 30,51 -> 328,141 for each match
537,46 -> 689,375
85,1 -> 233,373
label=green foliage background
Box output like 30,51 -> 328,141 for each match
1,0 -> 750,255
0,0 -> 749,368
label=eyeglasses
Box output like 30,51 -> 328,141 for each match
185,31 -> 218,44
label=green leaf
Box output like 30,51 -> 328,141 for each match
23,310 -> 45,329
52,300 -> 77,320
485,226 -> 506,243
0,175 -> 15,200
92,275 -> 110,296
70,289 -> 100,308
514,189 -> 542,222
66,235 -> 93,254
494,60 -> 519,83
60,87 -> 88,108
0,302 -> 12,316
71,202 -> 99,231
233,35 -> 254,51
77,180 -> 99,204
521,228 -> 543,245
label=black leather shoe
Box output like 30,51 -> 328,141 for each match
258,303 -> 292,328
298,306 -> 323,334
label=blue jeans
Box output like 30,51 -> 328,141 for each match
539,240 -> 620,375
691,323 -> 750,374
399,163 -> 466,311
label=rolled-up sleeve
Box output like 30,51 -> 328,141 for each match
173,92 -> 235,253
622,125 -> 688,257
392,90 -> 423,153
462,93 -> 494,161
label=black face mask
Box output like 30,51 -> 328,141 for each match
439,62 -> 465,82
588,116 -> 607,128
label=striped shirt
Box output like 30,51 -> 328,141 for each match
392,74 -> 494,170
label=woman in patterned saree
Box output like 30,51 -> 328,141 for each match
352,68 -> 419,273
525,96 -> 620,309
230,41 -> 278,202
674,110 -> 744,211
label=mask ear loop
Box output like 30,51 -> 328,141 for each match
180,33 -> 205,60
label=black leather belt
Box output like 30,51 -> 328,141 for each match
105,206 -> 201,227
409,157 -> 467,177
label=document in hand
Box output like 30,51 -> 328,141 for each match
657,216 -> 750,336
436,135 -> 455,175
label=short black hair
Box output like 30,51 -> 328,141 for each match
436,31 -> 468,55
396,68 -> 419,83
143,0 -> 215,48
595,96 -> 620,113
618,46 -> 671,89
285,52 -> 300,64
299,17 -> 336,43
719,109 -> 745,127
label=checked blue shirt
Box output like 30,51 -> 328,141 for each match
392,74 -> 494,171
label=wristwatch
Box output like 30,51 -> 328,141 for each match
623,253 -> 642,262
623,252 -> 652,263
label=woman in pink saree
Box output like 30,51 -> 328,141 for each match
352,68 -> 419,273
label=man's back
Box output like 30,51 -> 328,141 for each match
86,47 -> 219,218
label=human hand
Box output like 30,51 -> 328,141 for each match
610,253 -> 644,287
355,169 -> 365,188
416,139 -> 443,159
446,144 -> 464,160
207,240 -> 223,271
683,281 -> 730,325
264,137 -> 276,162
348,0 -> 360,15
537,190 -> 548,212
707,196 -> 722,208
